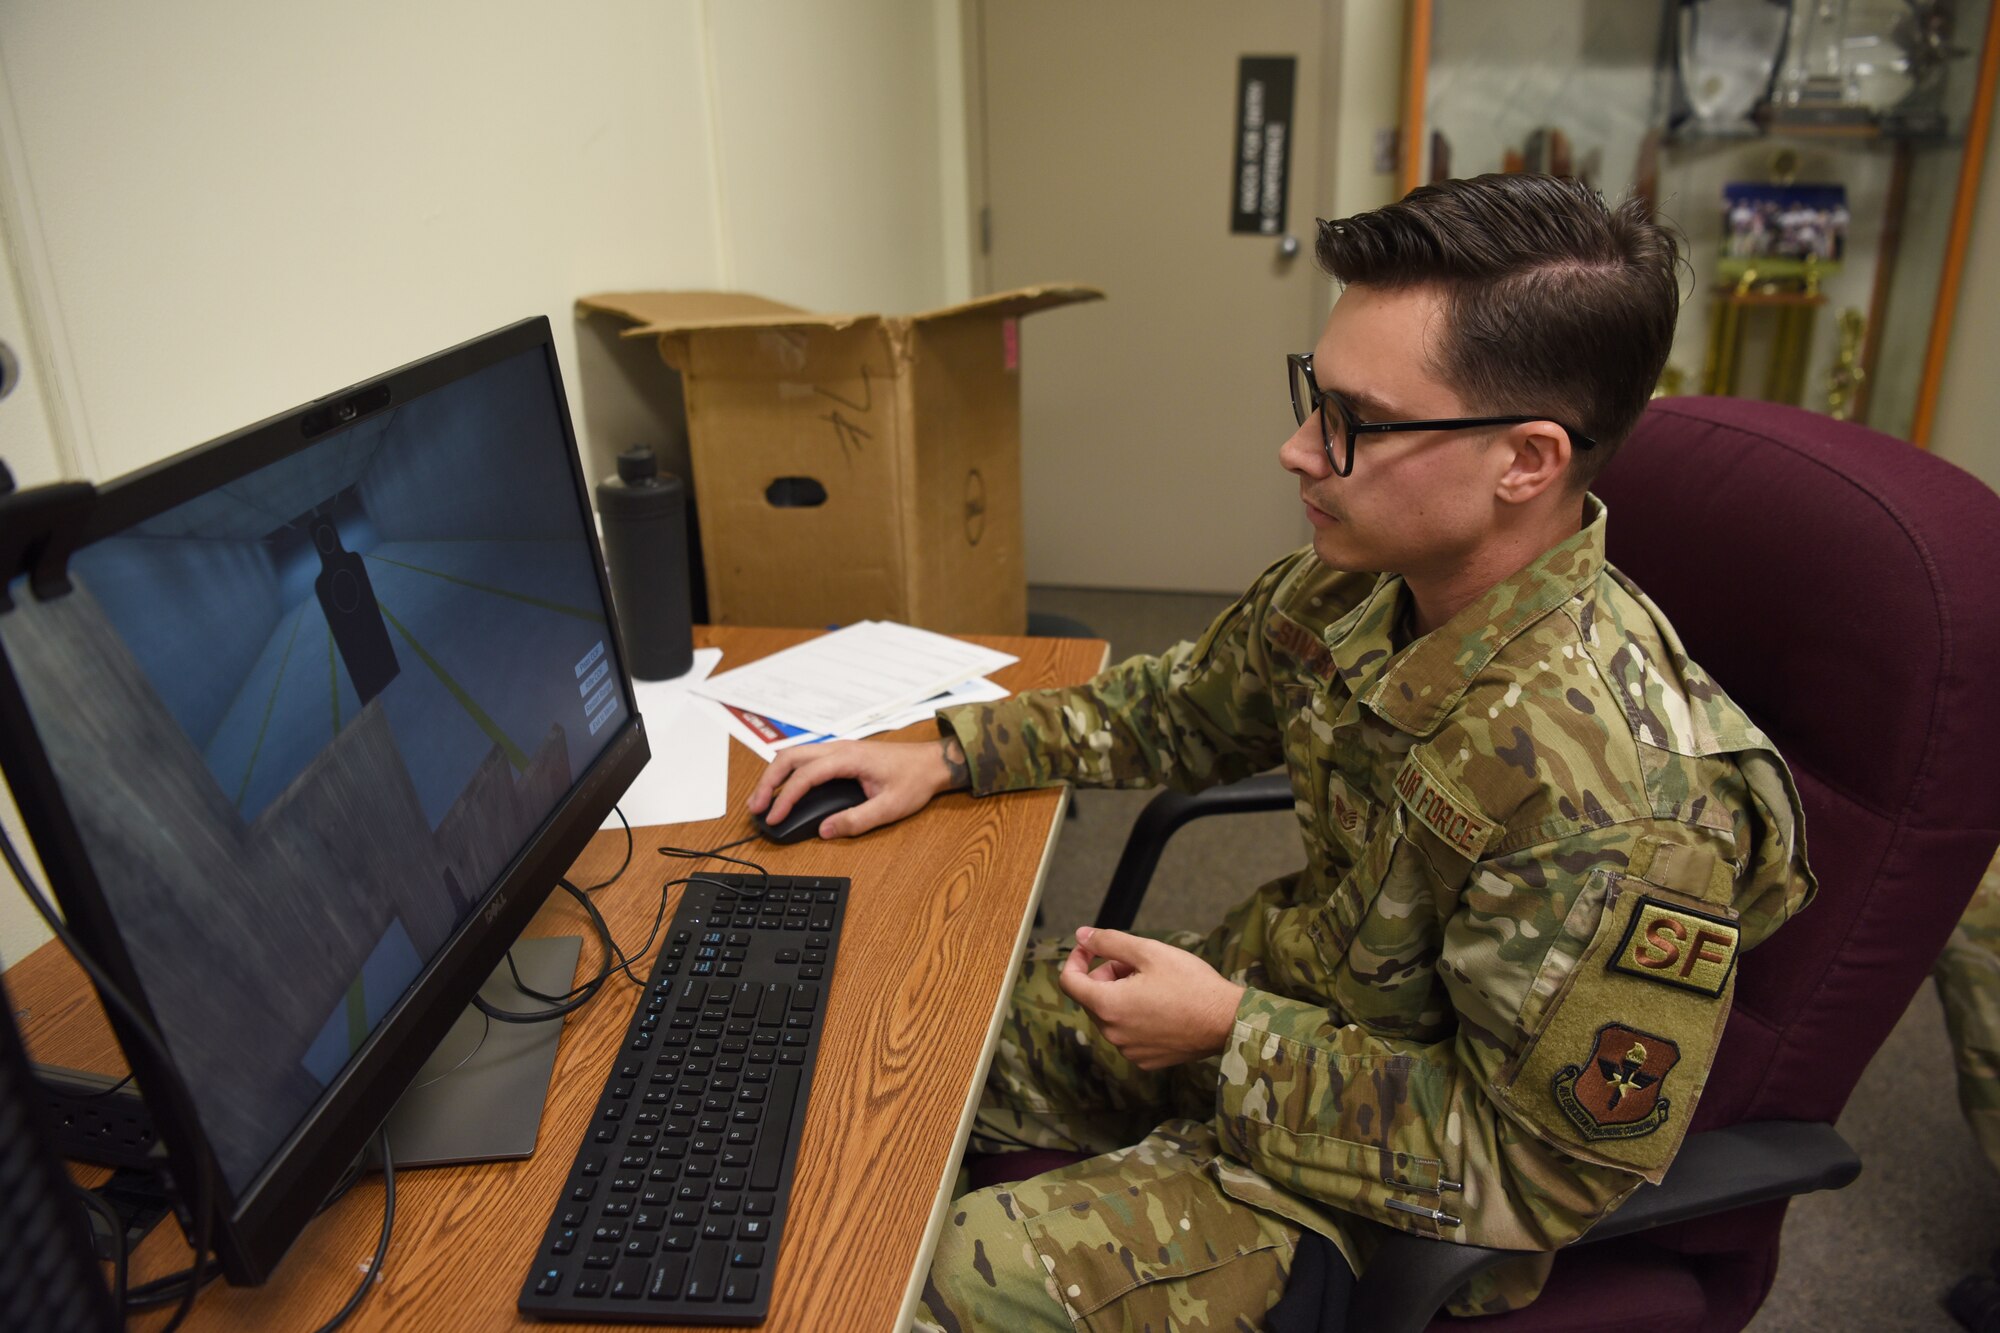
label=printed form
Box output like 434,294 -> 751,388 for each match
694,621 -> 1017,738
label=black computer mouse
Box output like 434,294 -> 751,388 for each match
752,777 -> 868,844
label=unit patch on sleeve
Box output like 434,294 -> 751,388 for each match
1552,1023 -> 1681,1141
1608,896 -> 1741,997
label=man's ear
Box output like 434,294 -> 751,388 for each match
1493,422 -> 1572,505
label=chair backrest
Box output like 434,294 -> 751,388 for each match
1594,398 -> 2000,1134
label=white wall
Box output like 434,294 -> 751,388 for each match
1930,92 -> 2000,493
0,0 -> 961,966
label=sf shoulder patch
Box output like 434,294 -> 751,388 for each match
1608,897 -> 1740,997
1553,1023 -> 1681,1141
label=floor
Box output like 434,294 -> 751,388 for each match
1024,583 -> 1999,1331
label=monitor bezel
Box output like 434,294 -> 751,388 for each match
0,315 -> 650,1283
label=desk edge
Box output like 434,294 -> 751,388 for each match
891,782 -> 1071,1332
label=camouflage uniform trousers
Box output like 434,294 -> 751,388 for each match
913,934 -> 1310,1333
1937,847 -> 2000,1175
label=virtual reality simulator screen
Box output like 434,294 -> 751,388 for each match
0,335 -> 631,1199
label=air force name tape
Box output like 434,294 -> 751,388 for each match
1393,754 -> 1496,858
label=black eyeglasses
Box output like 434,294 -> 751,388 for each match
1288,353 -> 1597,477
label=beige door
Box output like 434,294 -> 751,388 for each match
975,0 -> 1332,593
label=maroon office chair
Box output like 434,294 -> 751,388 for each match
975,397 -> 2000,1331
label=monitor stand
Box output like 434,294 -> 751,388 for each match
367,934 -> 583,1169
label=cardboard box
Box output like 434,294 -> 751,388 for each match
576,286 -> 1100,634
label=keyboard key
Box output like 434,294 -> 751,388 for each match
752,1068 -> 800,1190
686,1243 -> 727,1300
574,1273 -> 608,1298
731,1244 -> 765,1268
723,1270 -> 760,1303
610,1258 -> 650,1299
648,1254 -> 688,1300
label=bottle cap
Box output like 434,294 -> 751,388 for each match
616,446 -> 659,486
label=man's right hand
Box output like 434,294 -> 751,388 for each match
746,735 -> 971,840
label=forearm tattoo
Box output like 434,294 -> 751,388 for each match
940,737 -> 971,791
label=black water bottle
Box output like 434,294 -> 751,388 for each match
597,446 -> 694,680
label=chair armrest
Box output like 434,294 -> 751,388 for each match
1092,772 -> 1293,931
1342,1121 -> 1860,1333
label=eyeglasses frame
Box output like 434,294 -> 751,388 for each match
1288,352 -> 1598,478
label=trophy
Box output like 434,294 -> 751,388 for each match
1883,0 -> 1967,135
1680,0 -> 1794,135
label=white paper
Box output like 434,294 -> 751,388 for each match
772,674 -> 1012,748
603,649 -> 729,827
695,621 -> 1017,737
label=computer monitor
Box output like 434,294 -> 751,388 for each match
0,317 -> 649,1283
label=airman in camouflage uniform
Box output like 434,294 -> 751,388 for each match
736,175 -> 1820,1329
916,495 -> 1814,1328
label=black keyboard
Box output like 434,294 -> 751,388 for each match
517,872 -> 846,1324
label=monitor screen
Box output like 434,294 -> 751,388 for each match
0,318 -> 648,1280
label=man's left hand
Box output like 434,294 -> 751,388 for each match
1057,927 -> 1247,1071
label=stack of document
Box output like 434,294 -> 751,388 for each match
695,621 -> 1016,762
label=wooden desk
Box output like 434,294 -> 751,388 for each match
7,625 -> 1108,1331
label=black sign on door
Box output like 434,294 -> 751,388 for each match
1231,56 -> 1297,236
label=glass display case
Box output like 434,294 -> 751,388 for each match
1404,0 -> 1996,445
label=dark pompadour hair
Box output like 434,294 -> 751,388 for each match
1315,173 -> 1682,485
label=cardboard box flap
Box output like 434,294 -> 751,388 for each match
575,290 -> 875,338
909,284 -> 1103,325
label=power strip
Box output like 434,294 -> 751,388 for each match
34,1063 -> 157,1170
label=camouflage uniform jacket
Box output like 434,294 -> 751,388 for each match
938,497 -> 1815,1314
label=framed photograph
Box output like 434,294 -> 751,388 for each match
1720,182 -> 1849,280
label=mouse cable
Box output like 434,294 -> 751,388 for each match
474,878 -> 626,1023
574,836 -> 784,991
0,825 -> 218,1333
306,1125 -> 394,1333
657,837 -> 772,898
575,805 -> 633,893
593,870 -> 763,992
